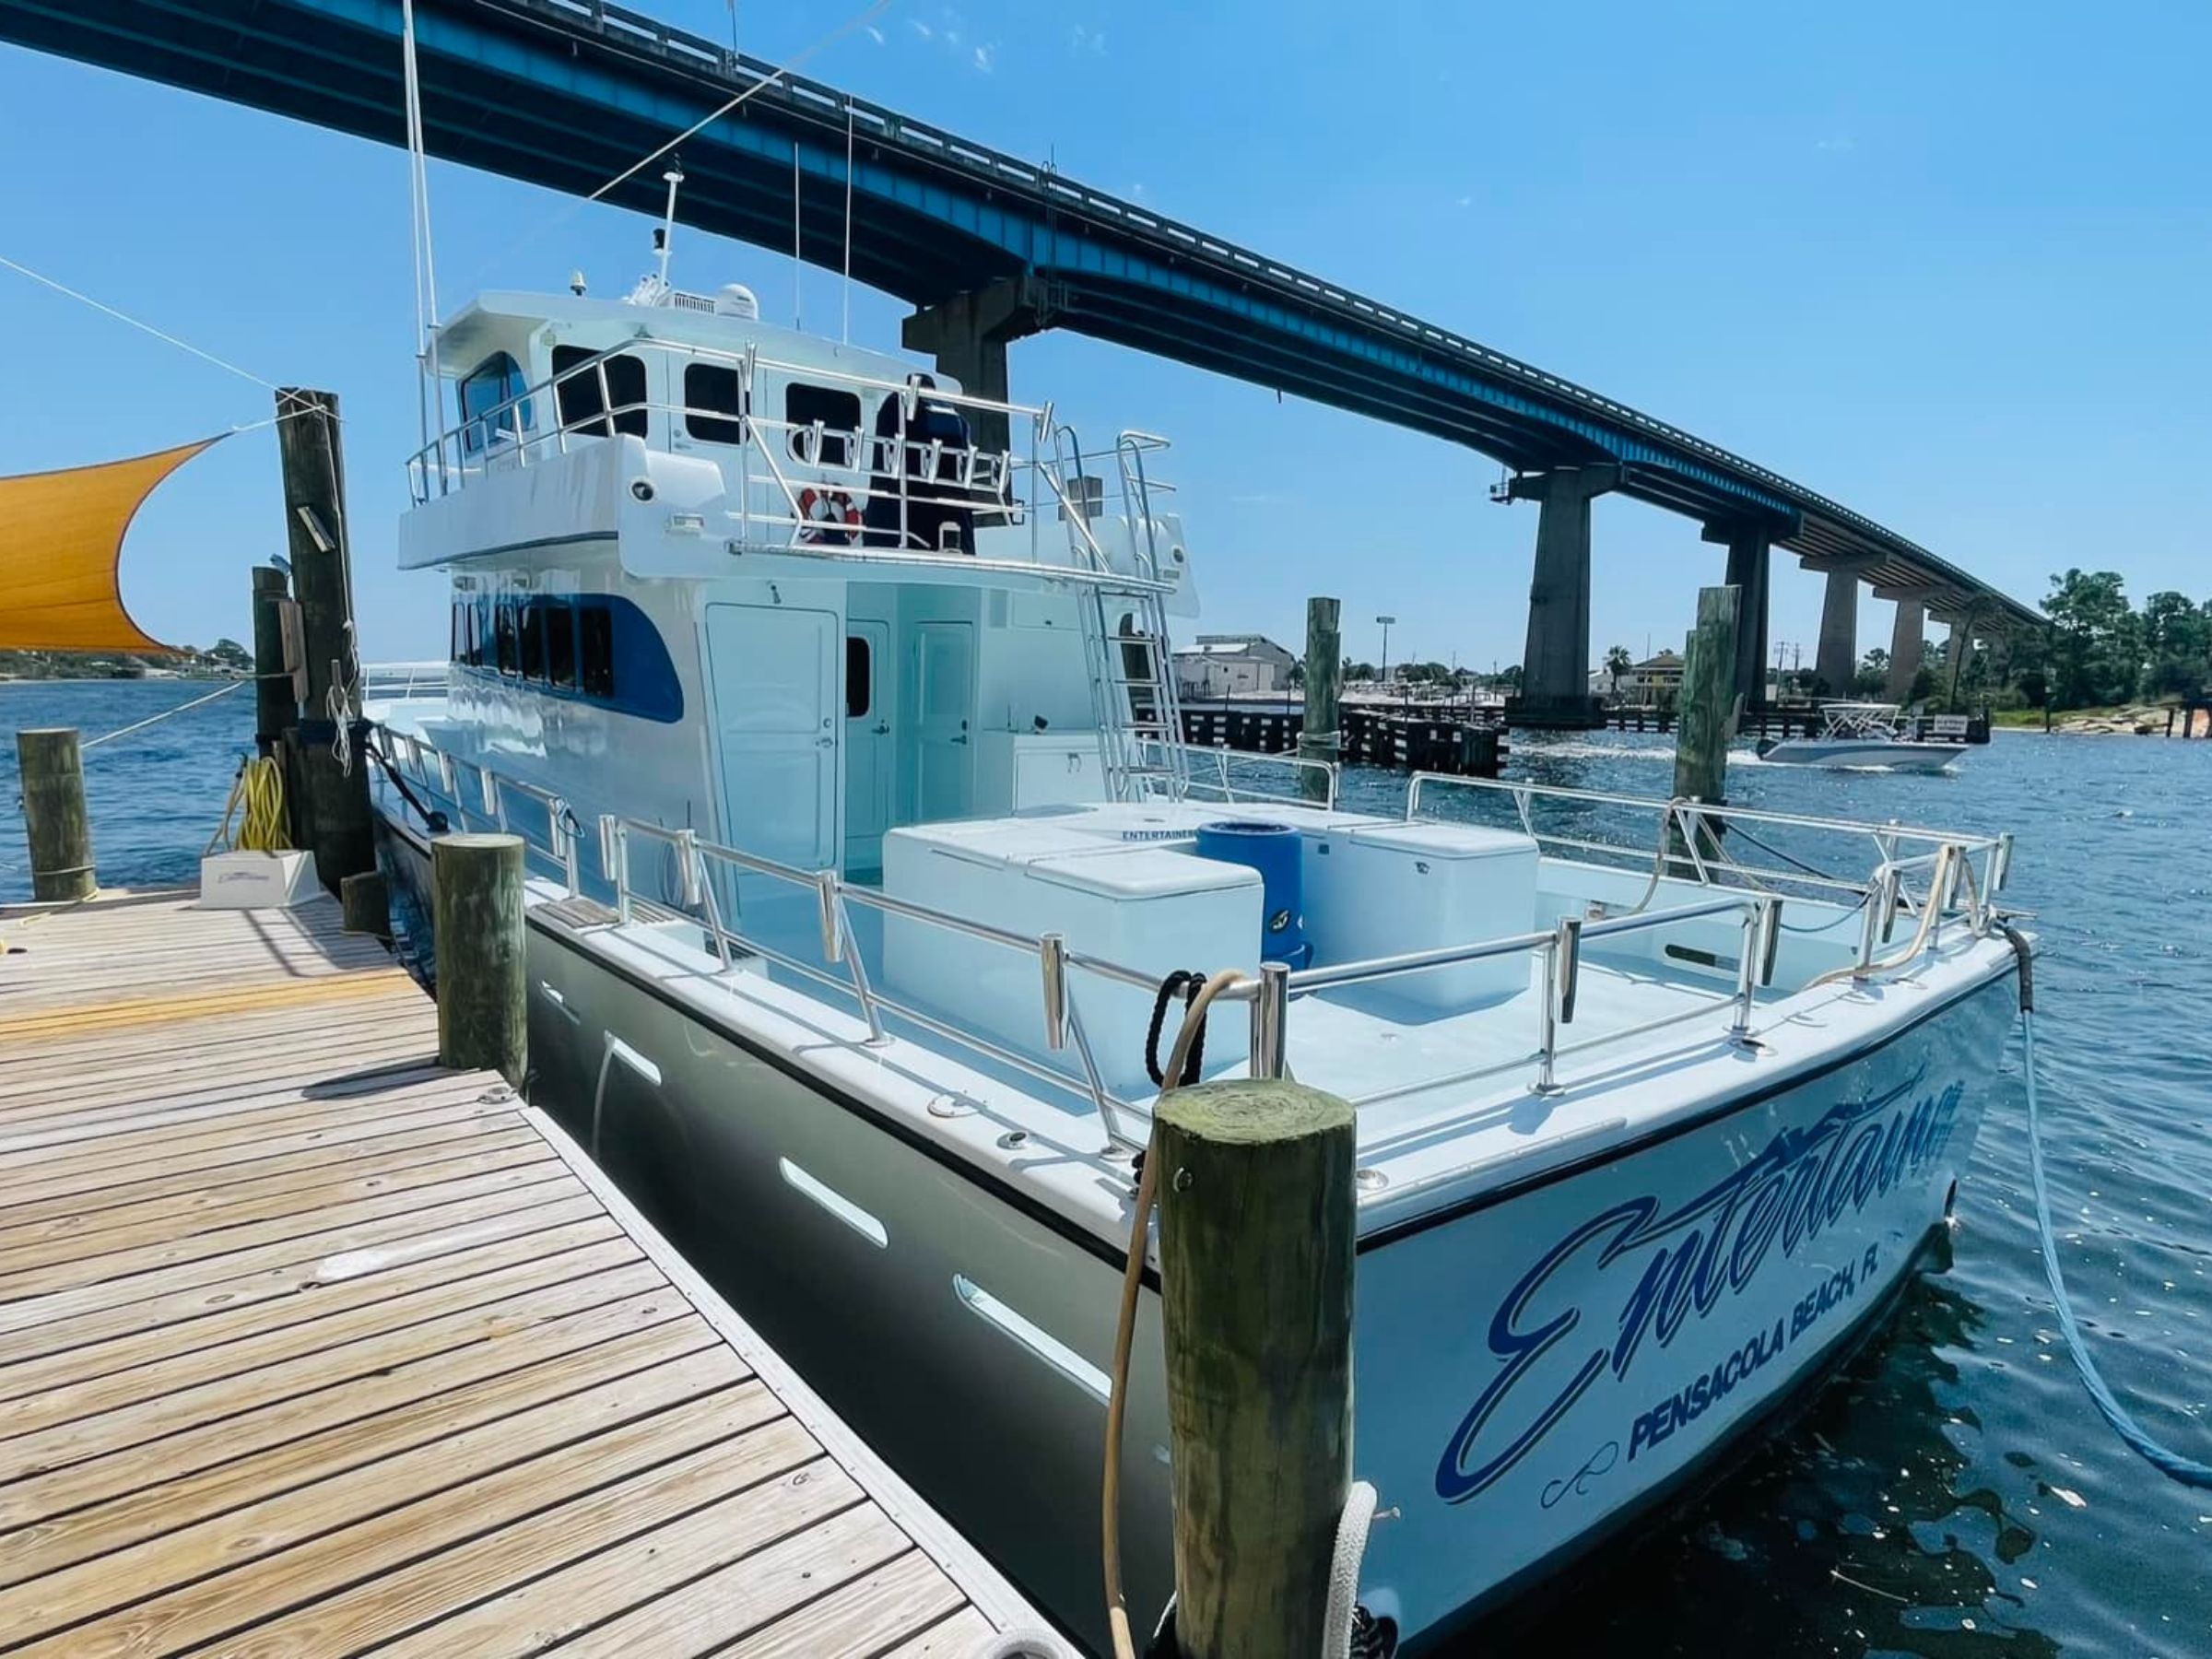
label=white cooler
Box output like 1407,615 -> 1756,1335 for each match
882,820 -> 1262,1095
1304,822 -> 1538,1008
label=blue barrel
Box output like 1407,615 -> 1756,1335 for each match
1194,820 -> 1310,968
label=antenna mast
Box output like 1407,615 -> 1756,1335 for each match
655,159 -> 686,290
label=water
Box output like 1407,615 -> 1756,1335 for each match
7,686 -> 2209,1657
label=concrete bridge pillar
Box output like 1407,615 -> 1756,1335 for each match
1886,596 -> 1928,701
1507,464 -> 1619,726
1702,521 -> 1771,712
1814,566 -> 1863,696
901,275 -> 1045,459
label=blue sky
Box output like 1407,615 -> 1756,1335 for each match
0,0 -> 2205,672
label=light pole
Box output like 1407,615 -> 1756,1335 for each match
1376,615 -> 1395,692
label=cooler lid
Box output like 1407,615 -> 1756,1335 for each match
1030,845 -> 1263,899
1343,823 -> 1537,860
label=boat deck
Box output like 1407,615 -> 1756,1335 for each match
0,888 -> 1053,1657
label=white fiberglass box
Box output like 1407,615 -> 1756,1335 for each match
881,819 -> 1262,1095
1306,822 -> 1538,1008
199,850 -> 316,909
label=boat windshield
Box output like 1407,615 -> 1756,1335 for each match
1817,701 -> 1905,738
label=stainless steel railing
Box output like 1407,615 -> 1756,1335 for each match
374,724 -> 1996,1139
1405,771 -> 2009,922
403,335 -> 1172,585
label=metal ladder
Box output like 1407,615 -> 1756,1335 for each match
1054,424 -> 1187,802
1079,582 -> 1188,800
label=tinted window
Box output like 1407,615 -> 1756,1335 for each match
552,346 -> 649,439
494,604 -> 519,675
451,603 -> 466,664
519,603 -> 547,680
684,363 -> 747,444
458,352 -> 531,456
786,383 -> 862,466
580,603 -> 615,699
846,634 -> 871,719
543,603 -> 577,688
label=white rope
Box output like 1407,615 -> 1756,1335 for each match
471,0 -> 896,286
80,678 -> 249,751
0,253 -> 276,390
583,0 -> 894,209
1320,1480 -> 1378,1659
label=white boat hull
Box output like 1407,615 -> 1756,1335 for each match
381,819 -> 2012,1652
1759,738 -> 1963,773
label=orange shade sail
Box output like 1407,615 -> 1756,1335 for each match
0,438 -> 219,653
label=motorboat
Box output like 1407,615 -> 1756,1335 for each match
1755,701 -> 1966,772
362,242 -> 2026,1654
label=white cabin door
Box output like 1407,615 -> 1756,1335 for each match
706,604 -> 838,881
912,619 -> 974,823
843,618 -> 892,872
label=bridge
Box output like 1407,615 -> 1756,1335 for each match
0,0 -> 2039,720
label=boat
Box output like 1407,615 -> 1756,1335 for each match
1755,701 -> 1966,772
362,240 -> 2028,1654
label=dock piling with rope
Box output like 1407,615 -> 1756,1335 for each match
15,726 -> 94,902
1153,1077 -> 1359,1659
274,385 -> 374,895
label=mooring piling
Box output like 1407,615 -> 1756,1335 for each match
431,831 -> 526,1085
16,727 -> 95,903
1670,583 -> 1741,865
275,386 -> 374,893
1298,595 -> 1343,803
1155,1077 -> 1357,1658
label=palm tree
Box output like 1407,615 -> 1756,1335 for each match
1604,644 -> 1634,696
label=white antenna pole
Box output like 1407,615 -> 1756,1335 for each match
656,160 -> 684,288
841,106 -> 854,344
400,0 -> 440,446
792,143 -> 803,331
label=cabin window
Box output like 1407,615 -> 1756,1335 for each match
580,603 -> 616,699
683,364 -> 747,444
450,603 -> 466,664
458,353 -> 531,457
519,603 -> 547,681
493,603 -> 519,675
543,603 -> 578,688
785,383 -> 862,466
552,346 -> 649,439
845,635 -> 872,719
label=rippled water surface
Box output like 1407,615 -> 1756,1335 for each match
6,682 -> 2209,1657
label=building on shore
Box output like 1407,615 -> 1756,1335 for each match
1172,632 -> 1298,698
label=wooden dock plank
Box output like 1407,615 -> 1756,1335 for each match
0,890 -> 1053,1655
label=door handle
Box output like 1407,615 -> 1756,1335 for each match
873,723 -> 889,735
950,735 -> 969,745
818,736 -> 834,748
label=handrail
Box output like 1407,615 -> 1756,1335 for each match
373,724 -> 1983,1130
1139,739 -> 1338,809
406,333 -> 1168,580
1405,771 -> 2006,910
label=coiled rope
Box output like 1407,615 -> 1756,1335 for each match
2002,922 -> 2212,1488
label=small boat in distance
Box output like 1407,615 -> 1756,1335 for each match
1757,701 -> 1966,773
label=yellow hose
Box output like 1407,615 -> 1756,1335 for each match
213,756 -> 291,853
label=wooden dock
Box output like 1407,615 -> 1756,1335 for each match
0,889 -> 1057,1657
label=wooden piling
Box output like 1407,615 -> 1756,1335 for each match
1297,596 -> 1342,804
276,387 -> 374,894
1155,1077 -> 1356,1659
1671,584 -> 1740,864
15,728 -> 94,903
341,869 -> 392,938
251,563 -> 297,759
431,832 -> 525,1085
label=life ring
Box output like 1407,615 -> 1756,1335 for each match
797,487 -> 861,546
